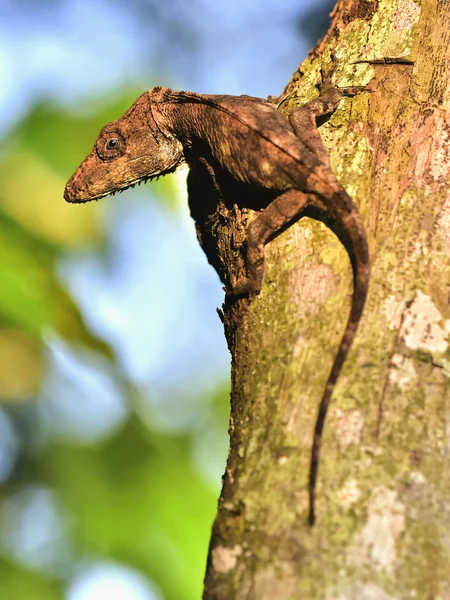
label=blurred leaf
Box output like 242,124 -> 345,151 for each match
0,210 -> 112,370
0,558 -> 62,600
0,330 -> 43,400
43,418 -> 218,600
0,215 -> 53,333
0,151 -> 100,247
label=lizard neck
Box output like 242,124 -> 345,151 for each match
150,89 -> 214,152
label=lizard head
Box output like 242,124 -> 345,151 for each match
64,90 -> 185,203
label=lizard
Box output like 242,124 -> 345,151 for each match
64,68 -> 370,526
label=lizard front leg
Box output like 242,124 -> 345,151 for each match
288,68 -> 365,165
232,189 -> 310,296
231,71 -> 353,298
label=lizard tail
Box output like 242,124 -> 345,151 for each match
308,200 -> 370,526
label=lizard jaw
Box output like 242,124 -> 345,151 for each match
64,161 -> 185,203
64,173 -> 162,203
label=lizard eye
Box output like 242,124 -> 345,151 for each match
106,138 -> 119,150
97,131 -> 125,160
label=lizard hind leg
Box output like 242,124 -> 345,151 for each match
231,189 -> 310,297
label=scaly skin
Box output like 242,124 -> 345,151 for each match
65,79 -> 370,525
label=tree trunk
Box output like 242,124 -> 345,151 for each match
202,0 -> 450,597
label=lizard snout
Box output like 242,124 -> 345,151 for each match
64,177 -> 91,203
63,178 -> 77,203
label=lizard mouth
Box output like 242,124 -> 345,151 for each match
64,174 -> 162,204
64,164 -> 182,204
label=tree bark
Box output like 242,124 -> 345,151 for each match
202,0 -> 450,597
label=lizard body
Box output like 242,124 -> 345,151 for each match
64,79 -> 370,525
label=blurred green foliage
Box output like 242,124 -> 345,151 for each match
0,91 -> 229,599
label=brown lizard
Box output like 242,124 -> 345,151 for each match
64,70 -> 370,525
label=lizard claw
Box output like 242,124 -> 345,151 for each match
318,54 -> 371,101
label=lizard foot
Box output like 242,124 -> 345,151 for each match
321,54 -> 372,99
228,276 -> 262,299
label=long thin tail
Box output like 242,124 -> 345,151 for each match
308,195 -> 370,526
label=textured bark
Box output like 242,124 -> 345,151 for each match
203,0 -> 450,597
